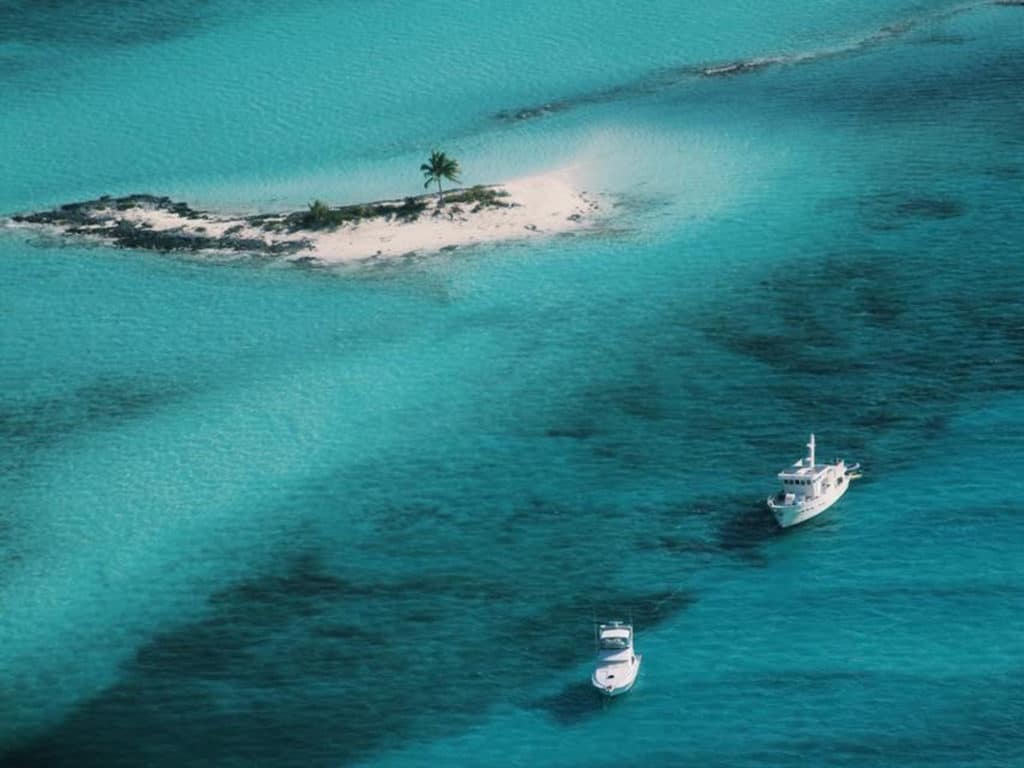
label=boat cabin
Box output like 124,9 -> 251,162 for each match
776,433 -> 834,498
777,463 -> 830,498
598,625 -> 632,651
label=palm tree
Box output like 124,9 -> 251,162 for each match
420,150 -> 461,205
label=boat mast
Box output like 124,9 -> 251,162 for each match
807,433 -> 816,467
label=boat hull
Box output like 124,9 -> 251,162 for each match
768,477 -> 850,528
591,655 -> 642,697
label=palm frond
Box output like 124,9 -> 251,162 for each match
420,150 -> 461,202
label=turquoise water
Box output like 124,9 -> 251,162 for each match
2,1 -> 1022,765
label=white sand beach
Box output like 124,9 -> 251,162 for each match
309,172 -> 601,262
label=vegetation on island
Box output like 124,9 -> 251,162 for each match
444,185 -> 511,211
420,150 -> 461,205
305,199 -> 334,225
293,196 -> 429,230
288,154 -> 506,229
292,185 -> 508,230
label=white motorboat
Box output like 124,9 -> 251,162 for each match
591,620 -> 641,697
767,434 -> 860,528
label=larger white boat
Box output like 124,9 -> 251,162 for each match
767,434 -> 860,528
591,621 -> 641,697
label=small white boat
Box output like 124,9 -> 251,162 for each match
767,434 -> 861,528
591,621 -> 641,697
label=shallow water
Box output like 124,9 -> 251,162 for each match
1,1 -> 1023,766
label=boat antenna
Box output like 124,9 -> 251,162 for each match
808,433 -> 816,467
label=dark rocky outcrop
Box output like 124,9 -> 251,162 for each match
9,194 -> 299,256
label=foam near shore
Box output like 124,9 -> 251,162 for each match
5,170 -> 604,264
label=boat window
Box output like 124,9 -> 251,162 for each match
600,636 -> 630,650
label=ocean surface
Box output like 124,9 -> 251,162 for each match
1,1 -> 1022,765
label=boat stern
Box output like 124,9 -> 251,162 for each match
591,655 -> 641,697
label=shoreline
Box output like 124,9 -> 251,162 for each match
4,171 -> 603,264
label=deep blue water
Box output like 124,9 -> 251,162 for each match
1,2 -> 1022,766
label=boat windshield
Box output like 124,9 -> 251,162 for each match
600,635 -> 630,650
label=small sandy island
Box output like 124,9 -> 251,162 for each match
5,171 -> 603,264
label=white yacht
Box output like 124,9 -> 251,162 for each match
767,434 -> 860,528
591,621 -> 641,697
